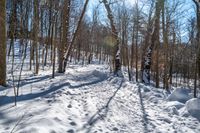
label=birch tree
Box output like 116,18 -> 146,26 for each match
103,0 -> 121,75
142,0 -> 162,84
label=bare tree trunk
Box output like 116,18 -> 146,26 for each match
140,0 -> 154,82
103,0 -> 121,75
192,0 -> 200,97
0,0 -> 6,86
135,1 -> 140,82
155,48 -> 159,88
194,58 -> 198,98
33,0 -> 39,74
63,0 -> 89,72
8,0 -> 17,58
142,0 -> 162,84
162,0 -> 170,90
58,0 -> 71,73
131,25 -> 135,74
52,17 -> 57,78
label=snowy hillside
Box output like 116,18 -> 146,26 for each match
1,64 -> 200,133
1,0 -> 200,132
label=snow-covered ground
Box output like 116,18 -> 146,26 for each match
1,63 -> 200,133
0,40 -> 200,133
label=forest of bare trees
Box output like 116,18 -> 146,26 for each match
1,1 -> 200,132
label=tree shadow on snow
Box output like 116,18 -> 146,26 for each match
0,82 -> 70,106
138,86 -> 150,133
0,74 -> 108,106
4,74 -> 52,92
80,79 -> 124,132
69,77 -> 107,89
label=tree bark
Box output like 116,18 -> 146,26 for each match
142,0 -> 162,84
103,0 -> 121,75
192,0 -> 200,97
63,0 -> 89,72
33,0 -> 39,74
0,0 -> 6,86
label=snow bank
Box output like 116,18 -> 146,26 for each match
164,101 -> 185,115
167,88 -> 192,103
185,98 -> 200,120
165,101 -> 185,110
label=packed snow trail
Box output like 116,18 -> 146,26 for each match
0,64 -> 200,133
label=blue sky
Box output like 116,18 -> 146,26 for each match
86,0 -> 135,21
86,0 -> 196,42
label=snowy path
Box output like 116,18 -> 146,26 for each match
0,65 -> 200,133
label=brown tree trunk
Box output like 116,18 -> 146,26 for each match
58,0 -> 71,73
162,0 -> 170,90
33,0 -> 39,74
192,0 -> 200,97
0,0 -> 6,86
63,0 -> 89,72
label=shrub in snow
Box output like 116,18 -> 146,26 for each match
167,88 -> 192,103
186,98 -> 200,120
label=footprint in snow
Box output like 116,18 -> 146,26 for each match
70,121 -> 77,126
4,127 -> 10,130
112,127 -> 118,131
67,129 -> 74,133
68,104 -> 72,108
50,130 -> 56,133
47,99 -> 52,103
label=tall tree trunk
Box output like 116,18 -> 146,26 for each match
140,0 -> 154,82
52,14 -> 58,78
162,0 -> 170,90
44,1 -> 52,67
192,0 -> 200,97
58,0 -> 71,73
63,0 -> 89,72
142,0 -> 162,84
131,25 -> 135,73
103,0 -> 121,75
0,0 -> 6,86
135,1 -> 140,82
33,0 -> 39,74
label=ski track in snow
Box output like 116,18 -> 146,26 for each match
0,64 -> 200,133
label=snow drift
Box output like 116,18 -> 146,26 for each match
167,88 -> 192,103
186,98 -> 200,120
